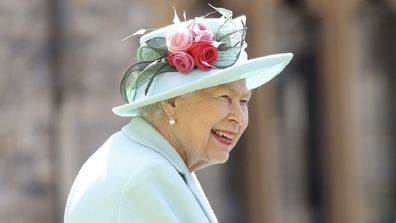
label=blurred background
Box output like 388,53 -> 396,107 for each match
1,0 -> 395,222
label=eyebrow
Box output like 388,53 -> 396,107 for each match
223,87 -> 251,98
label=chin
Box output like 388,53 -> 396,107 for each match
210,151 -> 230,164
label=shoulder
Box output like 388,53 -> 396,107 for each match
102,131 -> 178,171
84,131 -> 180,184
65,131 -> 186,222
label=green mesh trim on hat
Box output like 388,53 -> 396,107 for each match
120,5 -> 247,103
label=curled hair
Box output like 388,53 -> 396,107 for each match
136,91 -> 197,122
136,102 -> 163,122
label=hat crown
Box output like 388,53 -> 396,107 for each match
121,14 -> 248,103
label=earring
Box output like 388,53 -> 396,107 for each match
169,116 -> 176,126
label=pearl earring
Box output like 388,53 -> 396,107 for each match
169,117 -> 176,126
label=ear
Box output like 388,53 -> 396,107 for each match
160,98 -> 177,118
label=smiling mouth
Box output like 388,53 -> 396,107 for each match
211,129 -> 234,145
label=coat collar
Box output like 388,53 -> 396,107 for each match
121,117 -> 218,223
121,117 -> 190,175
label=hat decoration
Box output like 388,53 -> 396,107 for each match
121,5 -> 247,103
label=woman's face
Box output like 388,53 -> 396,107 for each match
169,79 -> 251,170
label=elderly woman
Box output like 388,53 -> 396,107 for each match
64,5 -> 292,223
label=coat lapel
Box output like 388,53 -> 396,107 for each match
121,117 -> 218,223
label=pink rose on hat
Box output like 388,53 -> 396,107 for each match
171,52 -> 195,74
188,42 -> 218,71
165,19 -> 219,73
165,26 -> 194,53
167,52 -> 175,66
190,21 -> 214,42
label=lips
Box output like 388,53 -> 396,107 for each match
211,129 -> 235,145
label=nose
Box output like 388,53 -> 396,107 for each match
228,101 -> 248,127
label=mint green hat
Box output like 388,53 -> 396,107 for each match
113,6 -> 293,117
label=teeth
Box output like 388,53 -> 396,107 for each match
211,129 -> 234,141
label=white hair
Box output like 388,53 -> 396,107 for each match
136,102 -> 163,121
136,91 -> 197,121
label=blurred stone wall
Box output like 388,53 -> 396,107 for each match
0,0 -> 140,222
0,0 -> 55,222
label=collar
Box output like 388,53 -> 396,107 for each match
121,117 -> 190,175
121,117 -> 218,223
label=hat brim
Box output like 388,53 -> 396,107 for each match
112,53 -> 293,117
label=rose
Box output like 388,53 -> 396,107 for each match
190,22 -> 214,42
165,26 -> 194,53
188,42 -> 218,71
172,52 -> 195,74
167,52 -> 175,66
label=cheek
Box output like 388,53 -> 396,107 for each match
212,101 -> 232,117
235,111 -> 249,137
242,109 -> 249,127
197,102 -> 230,120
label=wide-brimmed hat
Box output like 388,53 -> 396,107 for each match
113,6 -> 293,117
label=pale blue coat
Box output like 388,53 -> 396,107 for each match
64,117 -> 218,223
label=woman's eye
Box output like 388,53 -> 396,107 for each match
219,95 -> 232,103
240,100 -> 249,107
